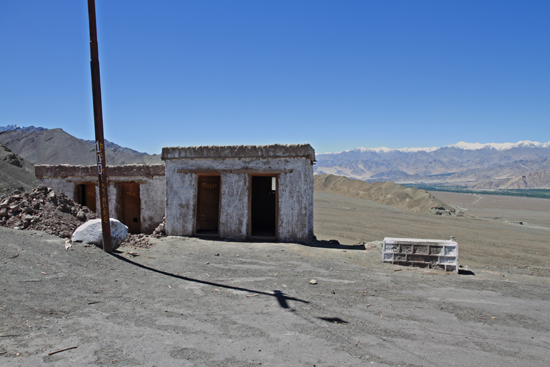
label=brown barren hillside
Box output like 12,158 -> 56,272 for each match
471,169 -> 550,189
0,143 -> 37,195
501,170 -> 550,189
314,174 -> 454,214
0,129 -> 162,165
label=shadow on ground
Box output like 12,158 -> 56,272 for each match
111,252 -> 310,309
302,239 -> 366,250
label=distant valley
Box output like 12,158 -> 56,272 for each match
0,125 -> 460,215
315,141 -> 550,190
2,125 -> 549,194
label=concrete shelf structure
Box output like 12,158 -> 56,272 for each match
382,237 -> 458,272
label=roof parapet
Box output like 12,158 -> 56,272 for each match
161,144 -> 315,161
35,164 -> 165,178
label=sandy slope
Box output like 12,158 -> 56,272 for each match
314,174 -> 454,214
430,191 -> 550,229
314,191 -> 550,271
0,143 -> 37,195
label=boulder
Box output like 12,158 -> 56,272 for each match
72,218 -> 128,249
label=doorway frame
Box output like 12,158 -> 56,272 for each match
75,182 -> 97,213
193,173 -> 222,237
116,181 -> 142,234
248,174 -> 278,240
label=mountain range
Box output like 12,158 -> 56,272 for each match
0,127 -> 161,166
1,125 -> 549,190
0,125 -> 458,215
0,124 -> 46,133
316,141 -> 550,189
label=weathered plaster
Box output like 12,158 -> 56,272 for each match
35,164 -> 165,234
162,144 -> 315,160
38,178 -> 76,199
139,176 -> 166,233
219,172 -> 248,240
277,162 -> 314,242
34,146 -> 315,242
164,164 -> 196,236
108,184 -> 118,221
35,164 -> 165,178
162,145 -> 315,243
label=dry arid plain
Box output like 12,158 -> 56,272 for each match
315,190 -> 550,271
1,190 -> 550,366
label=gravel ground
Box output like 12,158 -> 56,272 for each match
1,225 -> 549,367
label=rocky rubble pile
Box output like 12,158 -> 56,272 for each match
118,217 -> 166,249
152,217 -> 166,237
119,233 -> 154,249
0,186 -> 97,238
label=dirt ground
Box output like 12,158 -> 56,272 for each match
1,192 -> 550,366
314,192 -> 550,272
429,191 -> 550,229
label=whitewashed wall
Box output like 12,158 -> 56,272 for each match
219,172 -> 249,240
139,176 -> 166,233
164,157 -> 314,242
39,178 -> 75,199
38,175 -> 166,234
164,165 -> 196,236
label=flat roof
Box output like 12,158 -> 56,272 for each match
162,144 -> 315,160
35,164 -> 165,178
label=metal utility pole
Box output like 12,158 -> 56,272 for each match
87,0 -> 112,253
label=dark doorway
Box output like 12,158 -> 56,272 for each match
119,182 -> 141,234
76,183 -> 96,213
251,176 -> 277,238
196,175 -> 220,235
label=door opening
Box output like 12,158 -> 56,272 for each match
76,183 -> 96,213
251,176 -> 276,238
119,182 -> 141,234
196,175 -> 220,236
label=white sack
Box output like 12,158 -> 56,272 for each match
72,218 -> 128,249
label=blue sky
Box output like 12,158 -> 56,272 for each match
1,0 -> 548,154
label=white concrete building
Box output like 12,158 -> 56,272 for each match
161,144 -> 315,243
35,164 -> 165,234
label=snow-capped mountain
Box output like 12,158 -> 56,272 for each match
447,140 -> 550,151
321,140 -> 550,155
315,140 -> 550,188
0,124 -> 46,133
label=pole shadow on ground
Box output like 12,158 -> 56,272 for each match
110,253 -> 309,309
